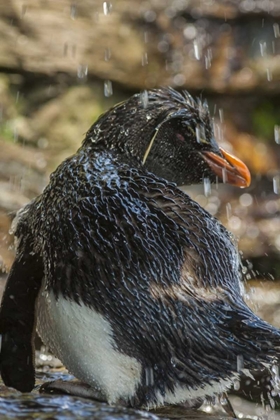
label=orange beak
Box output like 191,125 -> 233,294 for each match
202,147 -> 251,188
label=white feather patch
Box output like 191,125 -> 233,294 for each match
37,290 -> 142,404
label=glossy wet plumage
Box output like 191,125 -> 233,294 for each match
0,88 -> 279,409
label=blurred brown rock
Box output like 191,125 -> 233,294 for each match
0,0 -> 279,92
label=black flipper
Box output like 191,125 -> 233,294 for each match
0,240 -> 43,392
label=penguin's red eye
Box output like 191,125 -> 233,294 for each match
176,133 -> 185,142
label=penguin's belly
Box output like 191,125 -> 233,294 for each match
36,288 -> 142,404
37,288 -> 233,407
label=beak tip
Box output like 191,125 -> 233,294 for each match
203,148 -> 251,189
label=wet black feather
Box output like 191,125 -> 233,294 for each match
1,88 -> 280,406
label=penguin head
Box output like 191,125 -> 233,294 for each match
84,88 -> 250,188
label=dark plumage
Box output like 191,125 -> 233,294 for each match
0,88 -> 279,410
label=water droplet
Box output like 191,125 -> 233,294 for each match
104,80 -> 113,97
183,24 -> 197,40
233,378 -> 240,390
229,216 -> 243,233
141,52 -> 148,66
266,68 -> 272,81
237,354 -> 244,372
77,64 -> 88,80
145,367 -> 154,386
104,48 -> 111,62
193,40 -> 201,60
103,1 -> 112,15
222,167 -> 228,184
226,203 -> 232,219
239,193 -> 253,207
203,178 -> 211,197
140,90 -> 149,108
70,3 -> 76,19
273,23 -> 280,38
274,125 -> 280,144
37,137 -> 48,149
205,48 -> 212,69
173,73 -> 185,86
16,91 -> 20,104
273,175 -> 280,194
21,5 -> 27,17
170,357 -> 177,367
143,31 -> 149,44
259,40 -> 267,57
144,10 -> 156,23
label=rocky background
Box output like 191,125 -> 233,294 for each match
0,0 -> 280,318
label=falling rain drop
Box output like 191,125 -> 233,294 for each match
273,175 -> 280,194
70,3 -> 76,20
266,68 -> 272,81
104,80 -> 113,97
237,354 -> 244,372
16,91 -> 20,104
142,52 -> 148,66
222,167 -> 228,184
140,90 -> 149,108
196,126 -> 205,143
145,367 -> 154,386
273,23 -> 280,38
104,48 -> 111,62
103,1 -> 112,15
77,64 -> 88,80
193,40 -> 201,60
259,40 -> 267,57
226,203 -> 232,219
203,178 -> 211,197
205,48 -> 212,69
21,5 -> 27,17
274,125 -> 280,144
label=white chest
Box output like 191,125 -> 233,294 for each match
37,289 -> 142,404
37,288 -> 233,408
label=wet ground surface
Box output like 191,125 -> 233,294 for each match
2,279 -> 280,420
0,366 -> 280,420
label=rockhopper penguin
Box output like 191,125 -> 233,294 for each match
0,88 -> 280,410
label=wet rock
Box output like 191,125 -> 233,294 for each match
0,1 -> 279,92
